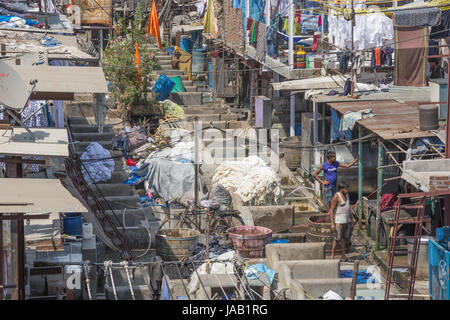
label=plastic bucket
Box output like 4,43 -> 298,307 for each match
271,239 -> 289,244
62,213 -> 82,236
156,228 -> 200,261
227,226 -> 272,258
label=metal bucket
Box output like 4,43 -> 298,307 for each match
306,215 -> 346,253
227,226 -> 272,258
156,228 -> 200,261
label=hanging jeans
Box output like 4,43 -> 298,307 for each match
337,52 -> 350,70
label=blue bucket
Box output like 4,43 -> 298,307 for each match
63,213 -> 82,236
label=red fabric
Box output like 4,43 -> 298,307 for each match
374,48 -> 381,66
381,193 -> 399,211
312,34 -> 319,52
127,159 -> 138,166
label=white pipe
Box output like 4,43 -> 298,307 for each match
290,93 -> 295,137
266,0 -> 270,26
245,0 -> 250,47
313,101 -> 318,143
288,0 -> 294,69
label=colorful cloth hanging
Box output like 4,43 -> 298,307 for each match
203,0 -> 217,37
146,0 -> 162,49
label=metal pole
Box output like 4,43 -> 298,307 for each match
288,0 -> 294,70
17,218 -> 24,300
376,138 -> 383,249
290,93 -> 295,137
350,0 -> 356,95
358,125 -> 363,227
0,213 -> 3,301
194,116 -> 200,207
350,260 -> 360,299
313,101 -> 318,143
245,0 -> 250,48
445,59 -> 450,226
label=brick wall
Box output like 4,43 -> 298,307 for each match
223,0 -> 245,55
430,175 -> 450,191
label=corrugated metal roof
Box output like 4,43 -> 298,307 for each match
328,100 -> 436,140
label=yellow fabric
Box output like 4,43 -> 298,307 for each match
146,0 -> 162,49
203,0 -> 217,37
177,48 -> 192,81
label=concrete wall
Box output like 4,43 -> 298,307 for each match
248,205 -> 294,230
265,242 -> 326,270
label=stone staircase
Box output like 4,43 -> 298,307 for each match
67,115 -> 161,260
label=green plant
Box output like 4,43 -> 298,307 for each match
102,2 -> 160,119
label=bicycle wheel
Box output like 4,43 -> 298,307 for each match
211,212 -> 245,238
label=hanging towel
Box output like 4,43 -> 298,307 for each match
311,34 -> 319,52
203,0 -> 218,37
394,25 -> 428,87
146,0 -> 162,49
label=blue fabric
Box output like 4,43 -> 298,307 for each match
180,37 -> 192,54
331,108 -> 352,142
241,0 -> 246,34
340,270 -> 376,284
232,0 -> 241,9
41,35 -> 61,47
245,263 -> 276,284
322,161 -> 340,187
266,14 -> 279,58
81,142 -> 115,185
0,15 -> 39,26
152,75 -> 175,102
250,0 -> 265,22
161,277 -> 171,300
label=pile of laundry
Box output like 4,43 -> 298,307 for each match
112,126 -> 153,158
212,156 -> 283,206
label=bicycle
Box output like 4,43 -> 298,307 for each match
159,202 -> 245,240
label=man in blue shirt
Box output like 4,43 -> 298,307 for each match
313,150 -> 358,211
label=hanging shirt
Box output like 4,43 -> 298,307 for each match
322,161 -> 340,187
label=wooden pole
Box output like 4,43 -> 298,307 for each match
350,260 -> 360,299
358,125 -> 363,227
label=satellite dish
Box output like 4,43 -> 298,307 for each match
0,62 -> 31,110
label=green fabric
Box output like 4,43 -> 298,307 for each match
250,21 -> 257,44
170,76 -> 186,93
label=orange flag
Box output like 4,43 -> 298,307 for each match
146,0 -> 162,49
135,41 -> 142,82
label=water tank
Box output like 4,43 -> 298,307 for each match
419,104 -> 439,130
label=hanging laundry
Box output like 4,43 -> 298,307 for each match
336,52 -> 350,70
339,78 -> 352,96
393,7 -> 441,28
231,0 -> 241,9
300,14 -> 320,32
311,34 -> 319,52
266,15 -> 279,58
353,52 -> 364,75
371,48 -> 381,69
250,20 -> 258,45
146,0 -> 162,49
249,0 -> 265,22
394,26 -> 428,87
431,9 -> 450,40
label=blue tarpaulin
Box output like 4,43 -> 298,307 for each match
331,108 -> 352,142
152,75 -> 175,101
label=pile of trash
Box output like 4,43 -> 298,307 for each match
212,156 -> 283,206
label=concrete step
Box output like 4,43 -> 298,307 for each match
68,116 -> 90,125
69,124 -> 113,133
75,140 -> 113,151
150,80 -> 193,87
106,207 -> 161,226
89,183 -> 134,197
71,132 -> 114,141
99,195 -> 141,210
184,120 -> 249,131
75,150 -> 123,168
184,114 -> 220,122
184,86 -> 197,92
183,106 -> 215,115
159,64 -> 174,70
151,69 -> 185,77
170,92 -> 203,106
